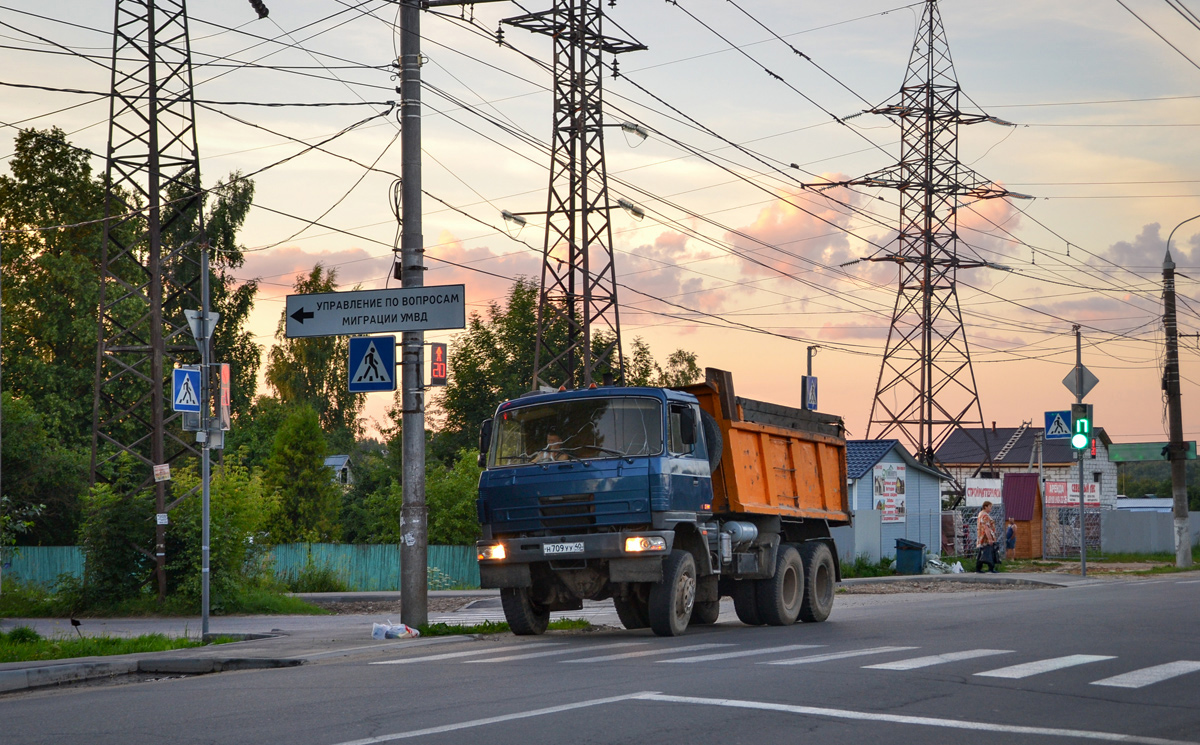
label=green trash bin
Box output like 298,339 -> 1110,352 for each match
895,538 -> 925,575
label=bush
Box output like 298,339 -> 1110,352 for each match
841,554 -> 896,579
279,555 -> 349,593
77,482 -> 156,608
4,625 -> 41,643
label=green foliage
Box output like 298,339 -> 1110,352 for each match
165,463 -> 272,611
225,395 -> 292,472
265,265 -> 363,451
840,554 -> 896,578
0,127 -> 106,448
625,338 -> 703,388
1,394 -> 86,544
359,450 -> 481,545
76,480 -> 156,608
427,450 -> 484,545
279,555 -> 350,593
0,630 -> 207,664
339,439 -> 401,543
1117,461 -> 1200,510
263,405 -> 343,543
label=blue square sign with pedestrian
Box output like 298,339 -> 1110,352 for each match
172,367 -> 201,413
348,336 -> 396,393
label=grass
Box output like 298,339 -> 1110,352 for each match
0,625 -> 233,664
279,560 -> 350,594
839,554 -> 896,578
0,580 -> 328,618
418,618 -> 591,637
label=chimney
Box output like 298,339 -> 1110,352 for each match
992,421 -> 996,434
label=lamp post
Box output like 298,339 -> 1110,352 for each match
1164,215 -> 1197,568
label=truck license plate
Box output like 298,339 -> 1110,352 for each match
543,542 -> 584,555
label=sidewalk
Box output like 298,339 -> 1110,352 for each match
0,571 -> 1113,694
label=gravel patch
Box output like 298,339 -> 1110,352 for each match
316,598 -> 473,615
839,580 -> 1046,594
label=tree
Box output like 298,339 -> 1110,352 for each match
263,405 -> 342,543
0,127 -> 107,447
358,449 -> 481,545
265,265 -> 364,452
225,395 -> 293,472
0,393 -> 88,544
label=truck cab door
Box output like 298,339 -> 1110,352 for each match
667,402 -> 711,512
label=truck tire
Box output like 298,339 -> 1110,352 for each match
700,410 -> 723,473
648,550 -> 697,637
798,541 -> 836,623
732,580 -> 763,626
757,544 -> 804,626
614,593 -> 651,630
690,600 -> 720,626
500,587 -> 550,635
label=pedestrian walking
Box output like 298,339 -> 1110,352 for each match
1004,518 -> 1017,561
976,501 -> 998,573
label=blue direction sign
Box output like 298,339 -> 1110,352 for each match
348,336 -> 396,393
173,367 -> 201,413
1045,410 -> 1071,439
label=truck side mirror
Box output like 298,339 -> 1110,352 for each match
679,410 -> 696,446
478,419 -> 493,466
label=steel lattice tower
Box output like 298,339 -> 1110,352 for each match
849,0 -> 1012,468
92,0 -> 205,598
503,1 -> 643,389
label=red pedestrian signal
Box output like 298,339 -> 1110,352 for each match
430,342 -> 448,386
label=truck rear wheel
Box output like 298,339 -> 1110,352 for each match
732,580 -> 763,626
757,544 -> 804,625
614,590 -> 650,630
648,550 -> 696,637
798,542 -> 835,623
500,587 -> 550,635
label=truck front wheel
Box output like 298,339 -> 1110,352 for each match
500,587 -> 550,635
798,542 -> 836,623
731,580 -> 762,626
648,550 -> 696,637
757,544 -> 804,625
614,588 -> 651,630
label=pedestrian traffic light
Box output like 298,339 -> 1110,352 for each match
1070,403 -> 1093,450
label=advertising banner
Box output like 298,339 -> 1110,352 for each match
1045,480 -> 1100,506
873,463 -> 907,523
964,478 -> 1003,507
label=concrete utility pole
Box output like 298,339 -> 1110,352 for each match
1074,325 -> 1086,578
1163,216 -> 1195,568
398,0 -> 428,629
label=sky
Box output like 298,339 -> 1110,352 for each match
2,0 -> 1200,447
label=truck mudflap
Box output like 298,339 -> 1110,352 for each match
477,531 -> 675,589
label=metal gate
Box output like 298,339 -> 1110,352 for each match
1043,506 -> 1103,559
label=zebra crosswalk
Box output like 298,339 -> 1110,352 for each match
371,642 -> 1200,691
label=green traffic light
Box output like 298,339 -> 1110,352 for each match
1071,432 -> 1089,449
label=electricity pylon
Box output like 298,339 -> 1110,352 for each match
848,0 -> 1018,469
92,0 -> 205,600
503,0 -> 644,389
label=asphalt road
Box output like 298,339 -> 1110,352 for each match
3,576 -> 1199,745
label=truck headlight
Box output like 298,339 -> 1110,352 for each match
624,536 -> 667,553
477,544 -> 506,561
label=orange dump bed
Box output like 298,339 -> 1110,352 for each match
680,369 -> 850,524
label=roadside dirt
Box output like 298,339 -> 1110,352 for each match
838,580 -> 1043,594
1009,560 -> 1169,575
314,597 -> 474,615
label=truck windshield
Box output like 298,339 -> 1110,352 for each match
491,396 -> 663,466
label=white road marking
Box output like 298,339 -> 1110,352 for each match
975,654 -> 1115,679
634,692 -> 1200,745
370,644 -> 564,665
563,643 -> 732,663
865,649 -> 1014,671
1176,580 -> 1200,585
660,644 -> 825,663
1091,661 -> 1200,689
328,691 -> 656,745
467,642 -> 647,663
763,646 -> 918,666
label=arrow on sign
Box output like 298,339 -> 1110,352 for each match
290,307 -> 314,324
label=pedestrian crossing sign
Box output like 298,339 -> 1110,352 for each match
172,367 -> 201,413
348,336 -> 396,393
1045,410 -> 1071,439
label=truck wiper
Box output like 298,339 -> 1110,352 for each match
588,446 -> 632,460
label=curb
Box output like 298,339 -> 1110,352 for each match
0,659 -> 138,693
840,574 -> 1069,588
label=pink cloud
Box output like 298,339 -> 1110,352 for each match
423,231 -> 542,304
239,245 -> 382,289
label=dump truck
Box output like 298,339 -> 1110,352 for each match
475,368 -> 850,636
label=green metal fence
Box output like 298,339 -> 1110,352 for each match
1,544 -> 480,591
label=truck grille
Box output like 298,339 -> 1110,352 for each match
538,493 -> 595,530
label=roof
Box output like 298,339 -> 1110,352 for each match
936,426 -> 1113,466
1002,473 -> 1039,520
846,439 -> 950,482
324,455 -> 351,470
1115,497 -> 1174,512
